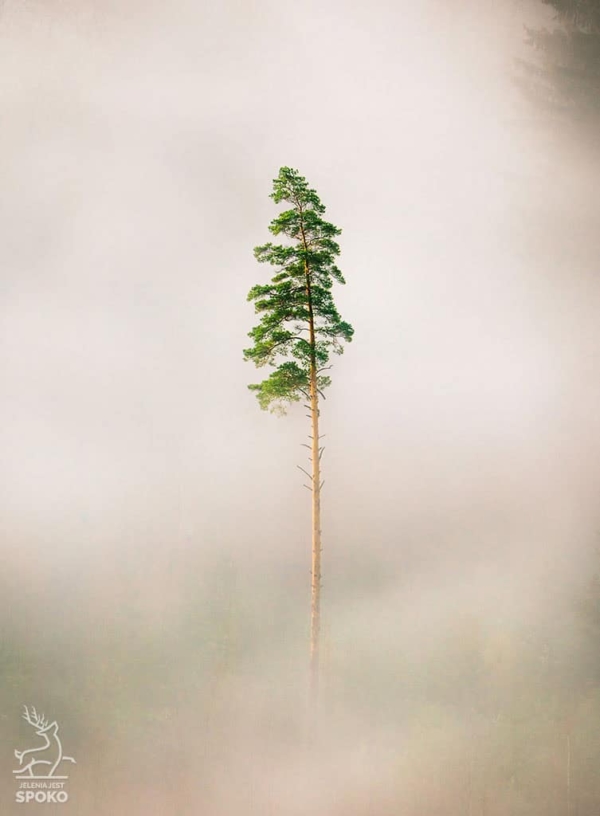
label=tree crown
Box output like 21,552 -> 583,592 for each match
244,167 -> 353,413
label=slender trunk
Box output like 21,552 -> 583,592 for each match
566,732 -> 571,816
467,748 -> 474,816
309,352 -> 321,709
299,207 -> 322,714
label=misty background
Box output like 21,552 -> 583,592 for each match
1,0 -> 600,814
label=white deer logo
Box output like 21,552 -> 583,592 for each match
13,706 -> 76,779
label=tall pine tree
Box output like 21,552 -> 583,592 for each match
244,167 -> 353,708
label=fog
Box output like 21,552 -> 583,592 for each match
2,1 -> 600,813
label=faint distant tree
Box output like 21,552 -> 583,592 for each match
244,167 -> 353,710
517,0 -> 600,124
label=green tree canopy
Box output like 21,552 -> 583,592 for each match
244,167 -> 353,413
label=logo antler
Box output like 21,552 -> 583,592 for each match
22,706 -> 49,732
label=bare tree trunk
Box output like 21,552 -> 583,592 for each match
566,732 -> 572,816
467,748 -> 474,816
301,214 -> 322,715
309,361 -> 321,710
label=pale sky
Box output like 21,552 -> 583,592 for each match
3,2 -> 600,813
1,0 -> 598,686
